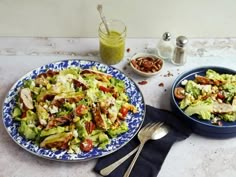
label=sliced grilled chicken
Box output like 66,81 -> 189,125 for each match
213,98 -> 236,113
92,104 -> 107,130
40,132 -> 73,150
72,79 -> 88,90
195,75 -> 224,86
20,88 -> 34,110
80,69 -> 112,82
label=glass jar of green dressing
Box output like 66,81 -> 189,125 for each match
99,20 -> 126,65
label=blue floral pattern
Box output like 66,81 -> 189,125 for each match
2,59 -> 145,161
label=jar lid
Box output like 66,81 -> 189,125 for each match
176,36 -> 188,47
162,32 -> 171,41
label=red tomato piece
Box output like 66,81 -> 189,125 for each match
99,86 -> 111,93
80,139 -> 93,152
75,105 -> 88,116
174,87 -> 185,99
120,106 -> 129,118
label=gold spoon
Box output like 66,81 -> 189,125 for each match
97,4 -> 110,35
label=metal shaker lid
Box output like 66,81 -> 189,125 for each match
176,36 -> 188,47
162,32 -> 171,41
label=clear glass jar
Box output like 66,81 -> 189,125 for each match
98,19 -> 126,65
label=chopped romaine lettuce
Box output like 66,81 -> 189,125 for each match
206,69 -> 224,81
108,122 -> 128,138
184,98 -> 213,120
185,80 -> 201,99
219,113 -> 236,122
18,110 -> 39,140
179,94 -> 194,109
12,107 -> 22,118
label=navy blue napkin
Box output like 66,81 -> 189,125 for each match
94,105 -> 192,177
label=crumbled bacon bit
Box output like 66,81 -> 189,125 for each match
158,83 -> 164,87
217,121 -> 223,126
126,48 -> 130,52
138,81 -> 148,85
164,71 -> 173,77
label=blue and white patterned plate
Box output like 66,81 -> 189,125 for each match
2,59 -> 145,161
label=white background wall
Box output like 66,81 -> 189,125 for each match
0,0 -> 235,38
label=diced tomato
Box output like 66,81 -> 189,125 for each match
75,105 -> 88,116
174,87 -> 185,99
120,106 -> 129,118
99,86 -> 111,93
80,139 -> 93,152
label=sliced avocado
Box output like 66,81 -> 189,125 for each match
12,107 -> 22,118
18,121 -> 38,140
107,122 -> 128,138
76,122 -> 88,139
40,132 -> 72,148
98,133 -> 110,149
40,126 -> 67,137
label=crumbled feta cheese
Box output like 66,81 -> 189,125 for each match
43,104 -> 49,110
39,119 -> 47,126
49,105 -> 58,114
20,103 -> 23,109
181,79 -> 188,85
57,74 -> 76,84
106,97 -> 116,106
199,85 -> 212,93
73,130 -> 78,138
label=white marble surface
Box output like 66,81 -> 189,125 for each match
0,37 -> 236,177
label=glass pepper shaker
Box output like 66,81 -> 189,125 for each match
156,32 -> 174,60
171,36 -> 188,66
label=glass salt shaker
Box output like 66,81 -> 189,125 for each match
156,32 -> 174,60
171,36 -> 188,66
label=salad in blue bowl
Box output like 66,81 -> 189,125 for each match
171,66 -> 236,138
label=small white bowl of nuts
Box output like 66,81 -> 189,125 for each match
130,53 -> 164,77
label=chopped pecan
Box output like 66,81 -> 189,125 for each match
85,121 -> 96,134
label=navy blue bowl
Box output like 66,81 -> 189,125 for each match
170,66 -> 236,138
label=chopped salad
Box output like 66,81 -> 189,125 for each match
174,69 -> 236,125
12,67 -> 137,153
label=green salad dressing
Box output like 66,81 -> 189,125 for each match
99,30 -> 125,65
